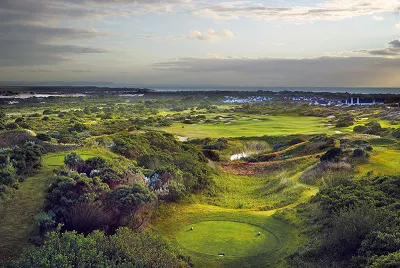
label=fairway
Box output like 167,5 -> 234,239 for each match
176,221 -> 278,257
357,148 -> 400,176
160,115 -> 333,138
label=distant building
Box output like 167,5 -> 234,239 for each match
342,97 -> 385,106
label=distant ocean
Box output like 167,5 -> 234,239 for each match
151,87 -> 400,94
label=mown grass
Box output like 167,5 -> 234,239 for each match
43,147 -> 119,166
357,147 -> 400,176
176,221 -> 277,257
159,115 -> 332,138
152,203 -> 303,268
0,169 -> 53,260
152,157 -> 319,267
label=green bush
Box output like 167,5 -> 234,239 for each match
36,133 -> 51,141
10,227 -> 191,268
294,175 -> 400,267
320,148 -> 342,162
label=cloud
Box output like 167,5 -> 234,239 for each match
152,55 -> 400,87
139,29 -> 234,42
396,23 -> 400,29
192,0 -> 400,22
0,40 -> 108,66
189,29 -> 234,41
272,43 -> 286,47
0,0 -> 111,66
373,15 -> 384,21
357,39 -> 400,56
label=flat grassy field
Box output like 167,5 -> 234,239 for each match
176,221 -> 277,257
159,115 -> 333,138
43,148 -> 118,166
152,202 -> 303,268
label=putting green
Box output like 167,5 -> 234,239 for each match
176,221 -> 278,257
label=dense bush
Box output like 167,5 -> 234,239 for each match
112,132 -> 212,197
203,138 -> 228,150
36,133 -> 52,142
293,175 -> 400,267
9,227 -> 191,267
45,154 -> 157,234
320,148 -> 342,162
354,121 -> 386,135
392,129 -> 400,139
68,123 -> 88,132
0,142 -> 45,178
336,115 -> 354,127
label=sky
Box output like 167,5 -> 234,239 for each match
0,0 -> 400,87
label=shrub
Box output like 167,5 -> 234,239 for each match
320,148 -> 342,162
12,228 -> 191,267
0,163 -> 17,186
392,129 -> 400,139
6,123 -> 19,130
105,184 -> 156,231
69,123 -> 88,132
352,148 -> 365,157
36,133 -> 52,142
354,125 -> 367,133
64,152 -> 84,171
293,176 -> 400,267
202,149 -> 220,161
34,211 -> 56,235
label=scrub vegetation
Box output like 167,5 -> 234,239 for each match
0,89 -> 399,267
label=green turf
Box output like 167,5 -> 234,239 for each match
176,221 -> 278,257
357,148 -> 400,176
159,115 -> 333,138
153,203 -> 304,268
43,148 -> 119,166
0,170 -> 53,260
152,158 -> 320,267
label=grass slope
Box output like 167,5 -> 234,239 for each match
0,170 -> 52,260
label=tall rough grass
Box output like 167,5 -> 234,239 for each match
300,161 -> 352,185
